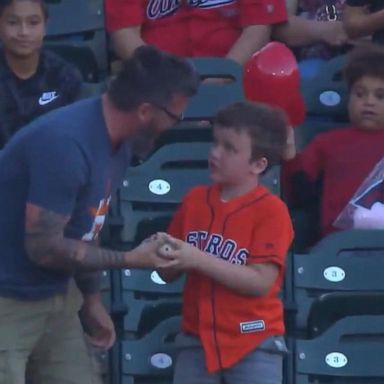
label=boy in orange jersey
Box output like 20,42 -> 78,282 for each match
158,101 -> 294,384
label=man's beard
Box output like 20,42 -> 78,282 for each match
131,121 -> 159,161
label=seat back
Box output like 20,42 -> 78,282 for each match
45,0 -> 104,36
295,315 -> 384,383
185,57 -> 244,120
300,55 -> 348,122
293,229 -> 384,332
121,316 -> 181,377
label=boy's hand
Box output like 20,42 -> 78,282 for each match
126,233 -> 177,269
157,234 -> 202,271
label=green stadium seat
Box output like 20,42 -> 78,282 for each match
122,294 -> 182,337
121,316 -> 181,382
45,43 -> 100,82
184,57 -> 244,120
300,54 -> 348,122
44,29 -> 108,81
308,291 -> 384,337
45,0 -> 104,36
100,270 -> 111,311
190,57 -> 243,83
152,123 -> 213,152
292,229 -> 384,335
294,119 -> 349,151
79,81 -> 107,99
295,315 -> 384,383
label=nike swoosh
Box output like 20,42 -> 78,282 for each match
38,95 -> 59,106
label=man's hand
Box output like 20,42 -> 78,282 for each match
79,294 -> 116,350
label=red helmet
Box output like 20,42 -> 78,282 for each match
243,42 -> 306,126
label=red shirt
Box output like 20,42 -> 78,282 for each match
168,184 -> 294,372
105,0 -> 287,57
285,127 -> 384,236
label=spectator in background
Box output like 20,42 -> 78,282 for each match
272,0 -> 349,78
105,0 -> 350,77
343,0 -> 384,43
0,0 -> 82,148
283,44 -> 384,239
105,0 -> 288,66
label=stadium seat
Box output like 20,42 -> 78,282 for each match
152,122 -> 213,152
292,229 -> 384,335
108,141 -> 211,247
45,0 -> 104,36
44,0 -> 108,81
79,81 -> 107,99
307,291 -> 384,337
295,315 -> 384,383
100,270 -> 112,311
294,119 -> 349,151
300,54 -> 348,122
44,30 -> 108,81
184,57 -> 244,120
190,57 -> 243,83
121,316 -> 181,382
117,266 -> 185,337
44,43 -> 100,82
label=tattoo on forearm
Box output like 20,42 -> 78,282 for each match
25,205 -> 126,271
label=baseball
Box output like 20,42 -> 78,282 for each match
159,243 -> 174,256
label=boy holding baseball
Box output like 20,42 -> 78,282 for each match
158,101 -> 294,384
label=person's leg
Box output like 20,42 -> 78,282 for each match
173,333 -> 221,384
0,296 -> 50,384
27,283 -> 102,384
224,337 -> 286,384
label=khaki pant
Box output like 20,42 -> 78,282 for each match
0,281 -> 102,384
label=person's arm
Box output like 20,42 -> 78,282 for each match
25,202 -> 171,271
226,25 -> 271,66
273,15 -> 348,47
343,4 -> 384,38
110,26 -> 146,60
159,200 -> 294,296
105,0 -> 146,60
159,238 -> 279,296
282,125 -> 297,161
75,271 -> 102,294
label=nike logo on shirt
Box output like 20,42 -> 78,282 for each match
38,91 -> 59,106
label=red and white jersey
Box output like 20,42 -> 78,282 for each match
105,0 -> 287,57
168,184 -> 294,372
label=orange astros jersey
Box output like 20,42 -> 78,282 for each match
168,184 -> 294,373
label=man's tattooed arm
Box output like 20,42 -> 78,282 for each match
75,271 -> 102,294
24,203 -> 168,272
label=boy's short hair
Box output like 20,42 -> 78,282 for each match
214,101 -> 287,168
0,0 -> 48,19
344,44 -> 384,89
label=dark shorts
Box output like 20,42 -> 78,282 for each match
173,333 -> 288,384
